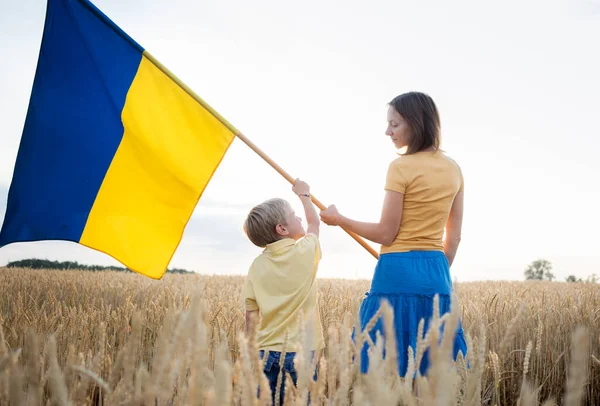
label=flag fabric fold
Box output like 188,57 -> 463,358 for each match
0,0 -> 236,279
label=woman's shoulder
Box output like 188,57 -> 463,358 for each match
386,155 -> 415,179
441,154 -> 464,184
389,151 -> 463,181
388,152 -> 419,168
438,151 -> 462,169
390,149 -> 459,165
388,150 -> 462,170
438,152 -> 464,187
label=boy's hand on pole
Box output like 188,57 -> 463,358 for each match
292,178 -> 310,196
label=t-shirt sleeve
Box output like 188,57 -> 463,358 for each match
294,233 -> 322,277
241,276 -> 259,311
458,164 -> 464,193
385,159 -> 409,194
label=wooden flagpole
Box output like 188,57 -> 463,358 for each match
234,132 -> 380,259
143,50 -> 380,260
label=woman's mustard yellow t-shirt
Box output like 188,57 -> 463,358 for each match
381,150 -> 463,254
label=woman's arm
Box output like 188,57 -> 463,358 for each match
444,189 -> 464,266
319,190 -> 404,246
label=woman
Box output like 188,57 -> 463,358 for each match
319,91 -> 467,376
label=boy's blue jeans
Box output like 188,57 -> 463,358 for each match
259,350 -> 317,405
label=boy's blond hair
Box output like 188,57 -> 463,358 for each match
244,198 -> 290,247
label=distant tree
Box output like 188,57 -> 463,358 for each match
168,267 -> 192,274
7,259 -> 125,272
524,259 -> 555,281
6,258 -> 193,274
565,274 -> 599,283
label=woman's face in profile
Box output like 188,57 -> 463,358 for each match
385,105 -> 412,150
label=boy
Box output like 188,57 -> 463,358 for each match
241,178 -> 324,404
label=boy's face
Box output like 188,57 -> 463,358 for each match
276,204 -> 306,240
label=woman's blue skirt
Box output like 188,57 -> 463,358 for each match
357,250 -> 467,376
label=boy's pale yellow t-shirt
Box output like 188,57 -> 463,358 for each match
242,233 -> 324,352
382,150 -> 464,254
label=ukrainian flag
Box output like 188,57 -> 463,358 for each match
0,0 -> 237,279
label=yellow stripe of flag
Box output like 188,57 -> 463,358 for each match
80,56 -> 236,279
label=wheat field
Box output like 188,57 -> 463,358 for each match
0,267 -> 599,405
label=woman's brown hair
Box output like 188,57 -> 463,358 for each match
389,92 -> 441,154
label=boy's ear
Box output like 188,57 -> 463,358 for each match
275,223 -> 289,236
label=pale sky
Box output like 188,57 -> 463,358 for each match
1,0 -> 599,282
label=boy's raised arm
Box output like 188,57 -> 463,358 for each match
292,178 -> 319,237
